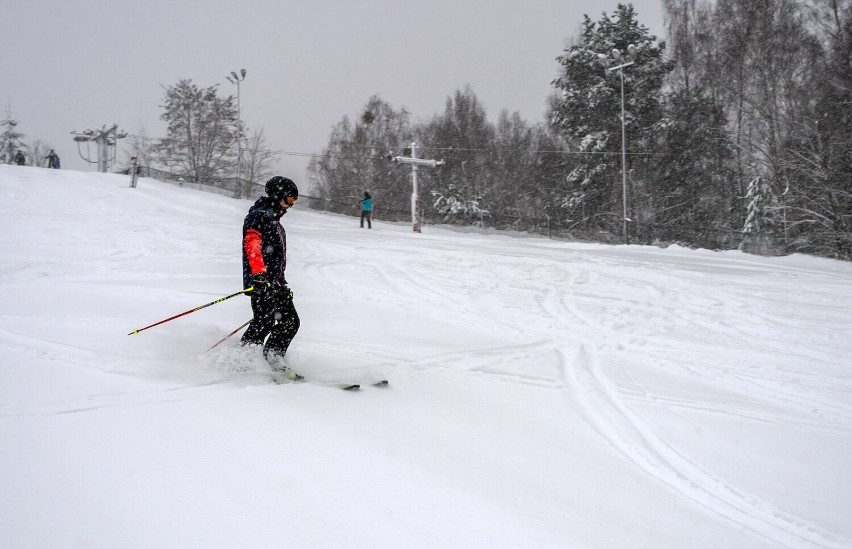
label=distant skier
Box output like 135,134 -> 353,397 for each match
359,191 -> 373,229
241,176 -> 300,372
14,150 -> 25,165
46,149 -> 60,169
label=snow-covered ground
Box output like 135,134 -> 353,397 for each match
1,164 -> 851,549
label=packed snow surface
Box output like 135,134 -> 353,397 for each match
1,165 -> 851,548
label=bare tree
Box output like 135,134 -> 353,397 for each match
311,95 -> 413,217
779,0 -> 852,257
157,79 -> 240,184
28,139 -> 53,167
242,127 -> 276,189
125,126 -> 157,172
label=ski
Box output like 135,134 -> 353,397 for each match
339,380 -> 389,391
272,370 -> 388,391
271,370 -> 305,384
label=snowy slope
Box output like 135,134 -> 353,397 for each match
1,164 -> 851,549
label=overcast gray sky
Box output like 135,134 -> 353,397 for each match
3,0 -> 664,180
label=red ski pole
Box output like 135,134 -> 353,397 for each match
128,288 -> 252,335
208,319 -> 252,351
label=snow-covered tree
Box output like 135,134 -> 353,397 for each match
778,0 -> 852,259
646,89 -> 737,246
742,177 -> 767,234
28,139 -> 54,168
740,176 -> 780,254
487,110 -> 534,226
125,127 -> 157,173
431,190 -> 489,224
551,3 -> 673,236
417,86 -> 494,223
1,112 -> 26,165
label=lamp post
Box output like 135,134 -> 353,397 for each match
599,45 -> 636,245
226,69 -> 246,198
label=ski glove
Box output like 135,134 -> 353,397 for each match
250,273 -> 271,297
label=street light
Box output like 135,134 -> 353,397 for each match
226,68 -> 247,198
599,45 -> 637,244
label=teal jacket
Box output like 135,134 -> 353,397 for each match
360,197 -> 373,212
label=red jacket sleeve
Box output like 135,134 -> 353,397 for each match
244,228 -> 266,275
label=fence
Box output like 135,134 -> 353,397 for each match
123,166 -> 263,199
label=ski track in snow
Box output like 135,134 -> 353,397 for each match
388,234 -> 852,547
562,345 -> 847,549
513,256 -> 850,547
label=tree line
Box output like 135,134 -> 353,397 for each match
6,1 -> 849,259
309,1 -> 852,260
3,80 -> 276,191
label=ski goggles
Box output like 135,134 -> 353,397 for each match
283,196 -> 298,206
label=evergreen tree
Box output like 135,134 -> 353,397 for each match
488,110 -> 534,227
529,122 -> 571,234
1,112 -> 26,165
551,3 -> 673,237
648,89 -> 737,247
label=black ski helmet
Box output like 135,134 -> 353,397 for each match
265,176 -> 298,201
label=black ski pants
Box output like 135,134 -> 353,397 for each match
241,286 -> 300,361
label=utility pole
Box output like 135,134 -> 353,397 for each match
393,142 -> 444,233
71,124 -> 127,172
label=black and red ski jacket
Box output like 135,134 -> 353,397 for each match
242,196 -> 287,289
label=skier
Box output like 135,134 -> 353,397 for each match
359,191 -> 373,229
46,149 -> 60,169
241,176 -> 300,372
14,150 -> 25,165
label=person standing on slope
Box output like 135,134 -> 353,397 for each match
241,176 -> 300,373
46,149 -> 60,169
359,191 -> 373,229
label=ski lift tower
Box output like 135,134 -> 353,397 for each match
72,124 -> 127,172
393,142 -> 444,233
